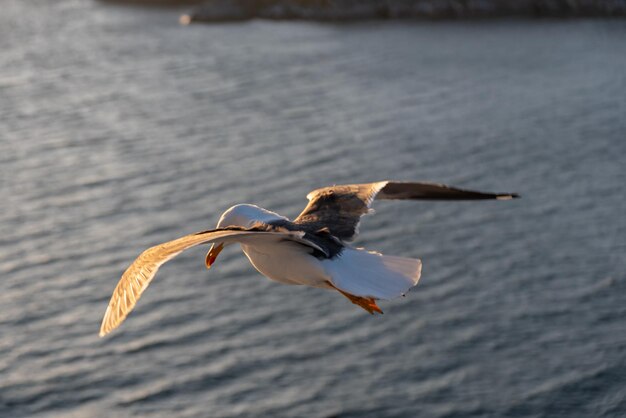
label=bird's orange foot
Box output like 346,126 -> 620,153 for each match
346,294 -> 383,315
327,282 -> 383,314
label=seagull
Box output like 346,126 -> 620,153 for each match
99,181 -> 518,337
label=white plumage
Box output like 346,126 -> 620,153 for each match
99,181 -> 517,337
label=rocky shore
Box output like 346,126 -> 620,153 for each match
178,0 -> 626,23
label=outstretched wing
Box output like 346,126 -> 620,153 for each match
295,181 -> 519,241
99,227 -> 325,337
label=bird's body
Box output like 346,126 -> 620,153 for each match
99,181 -> 518,337
208,204 -> 334,288
242,241 -> 329,287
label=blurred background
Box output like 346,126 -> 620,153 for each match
1,1 -> 625,417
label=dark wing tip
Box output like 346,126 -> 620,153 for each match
379,181 -> 520,201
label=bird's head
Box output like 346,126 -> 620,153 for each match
205,204 -> 286,269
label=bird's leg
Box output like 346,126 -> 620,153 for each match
326,281 -> 383,315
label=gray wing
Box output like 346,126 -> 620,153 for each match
295,181 -> 518,241
99,227 -> 326,337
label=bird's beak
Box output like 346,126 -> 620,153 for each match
205,243 -> 224,269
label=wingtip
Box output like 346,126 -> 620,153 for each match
99,322 -> 111,338
98,323 -> 108,337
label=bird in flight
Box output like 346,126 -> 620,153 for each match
99,181 -> 518,337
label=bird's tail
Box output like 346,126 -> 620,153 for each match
324,248 -> 422,300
